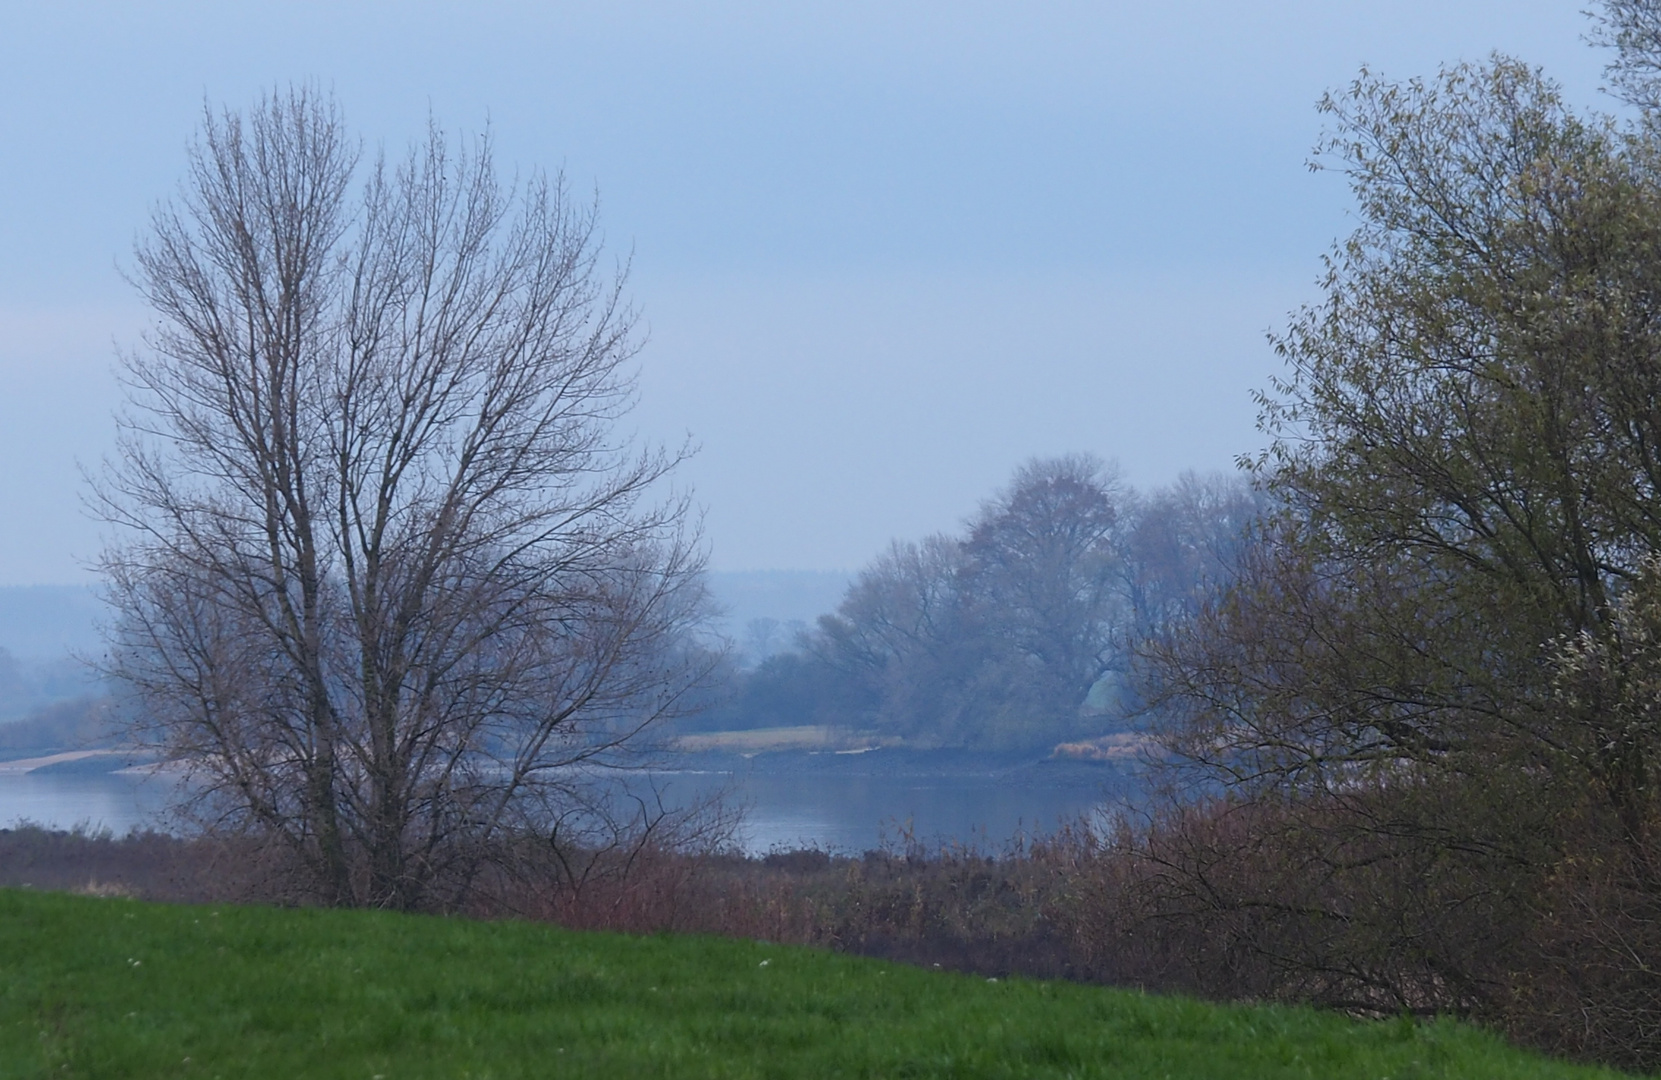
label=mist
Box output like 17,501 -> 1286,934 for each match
0,1 -> 1608,584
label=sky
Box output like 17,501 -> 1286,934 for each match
0,1 -> 1615,583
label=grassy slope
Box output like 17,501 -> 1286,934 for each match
0,890 -> 1642,1080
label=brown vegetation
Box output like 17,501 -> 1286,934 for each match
10,787 -> 1661,1071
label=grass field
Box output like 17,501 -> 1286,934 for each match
0,889 -> 1644,1079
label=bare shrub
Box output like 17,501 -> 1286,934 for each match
0,826 -> 252,903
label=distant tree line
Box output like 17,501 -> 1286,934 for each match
0,649 -> 101,725
693,458 -> 1265,752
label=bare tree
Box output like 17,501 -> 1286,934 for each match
95,88 -> 710,910
811,456 -> 1134,749
958,454 -> 1125,741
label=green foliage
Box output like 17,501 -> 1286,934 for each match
1156,50 -> 1661,838
0,889 -> 1635,1079
1137,27 -> 1661,1070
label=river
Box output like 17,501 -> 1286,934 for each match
0,755 -> 1138,855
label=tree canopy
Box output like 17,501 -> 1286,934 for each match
1135,12 -> 1661,1060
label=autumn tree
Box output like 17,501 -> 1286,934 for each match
1156,54 -> 1661,818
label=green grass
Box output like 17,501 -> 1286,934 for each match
0,889 -> 1642,1079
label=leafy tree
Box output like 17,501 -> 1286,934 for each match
1158,53 -> 1661,810
1136,26 -> 1661,1059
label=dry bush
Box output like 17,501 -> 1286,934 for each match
0,826 -> 259,903
1488,800 -> 1661,1071
1063,796 -> 1534,1010
471,842 -> 821,942
1043,773 -> 1661,1073
797,842 -> 1067,976
19,789 -> 1661,1072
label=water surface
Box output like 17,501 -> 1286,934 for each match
0,760 -> 1132,854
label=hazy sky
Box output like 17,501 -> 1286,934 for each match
0,2 -> 1613,583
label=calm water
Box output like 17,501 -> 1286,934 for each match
0,764 -> 1131,854
0,770 -> 181,835
647,769 -> 1126,853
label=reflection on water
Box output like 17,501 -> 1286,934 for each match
0,763 -> 1131,854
